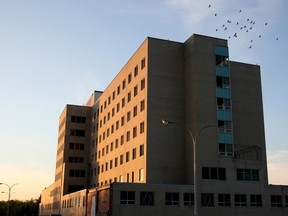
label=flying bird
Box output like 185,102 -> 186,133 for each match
250,40 -> 253,43
259,35 -> 262,38
215,13 -> 217,16
265,22 -> 268,25
239,10 -> 242,12
208,4 -> 211,8
233,33 -> 237,38
249,46 -> 252,49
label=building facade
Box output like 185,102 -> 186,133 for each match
39,34 -> 288,216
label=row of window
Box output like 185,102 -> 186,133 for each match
98,117 -> 145,147
97,58 -> 145,116
62,195 -> 86,209
69,169 -> 85,178
96,144 -> 145,175
202,167 -> 259,182
96,99 -> 145,139
120,191 -> 288,208
95,122 -> 145,161
98,168 -> 144,187
71,115 -> 86,124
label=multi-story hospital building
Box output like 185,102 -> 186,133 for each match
39,34 -> 288,216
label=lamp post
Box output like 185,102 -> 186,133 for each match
161,119 -> 214,216
0,183 -> 18,216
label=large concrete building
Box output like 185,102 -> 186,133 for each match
39,34 -> 288,216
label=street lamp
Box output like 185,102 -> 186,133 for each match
161,119 -> 215,216
0,183 -> 18,216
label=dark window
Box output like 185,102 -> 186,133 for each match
216,55 -> 228,66
235,194 -> 247,207
218,194 -> 231,207
132,148 -> 136,160
285,196 -> 288,207
140,144 -> 144,157
250,194 -> 262,207
165,192 -> 179,206
216,76 -> 230,88
141,58 -> 145,70
217,98 -> 231,110
128,73 -> 132,83
70,129 -> 85,137
69,170 -> 85,177
120,191 -> 135,204
140,192 -> 154,206
201,193 -> 214,207
184,193 -> 194,206
68,185 -> 84,193
134,66 -> 138,77
71,115 -> 86,123
237,169 -> 259,181
202,167 -> 226,180
271,195 -> 282,207
141,78 -> 145,90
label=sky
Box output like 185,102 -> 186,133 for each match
0,0 -> 287,201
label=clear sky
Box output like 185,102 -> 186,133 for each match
0,0 -> 287,201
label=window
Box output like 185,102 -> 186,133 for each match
202,167 -> 226,180
112,91 -> 115,100
69,170 -> 85,177
122,79 -> 126,90
141,78 -> 145,90
132,148 -> 136,160
201,193 -> 214,207
69,157 -> 84,163
133,126 -> 137,138
126,151 -> 130,162
237,169 -> 259,181
215,55 -> 228,66
115,157 -> 118,167
117,85 -> 120,95
218,194 -> 231,207
141,58 -> 145,69
219,143 -> 233,157
126,131 -> 130,142
120,155 -> 123,165
127,92 -> 131,102
116,103 -> 120,112
121,135 -> 124,145
140,144 -> 144,157
128,73 -> 132,83
70,129 -> 85,137
127,111 -> 131,122
286,196 -> 288,207
235,194 -> 247,207
110,142 -> 114,151
140,192 -> 154,206
218,120 -> 232,132
115,138 -> 119,148
139,168 -> 144,181
120,191 -> 135,204
184,193 -> 194,206
134,65 -> 138,77
120,175 -> 124,182
122,97 -> 125,108
165,192 -> 179,206
116,121 -> 119,130
216,76 -> 230,88
217,98 -> 231,110
69,143 -> 84,150
134,86 -> 138,97
112,108 -> 115,116
140,100 -> 145,111
250,194 -> 262,207
71,116 -> 86,123
271,195 -> 282,207
133,106 -> 137,117
140,122 -> 145,134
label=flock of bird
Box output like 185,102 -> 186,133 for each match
208,4 -> 279,50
